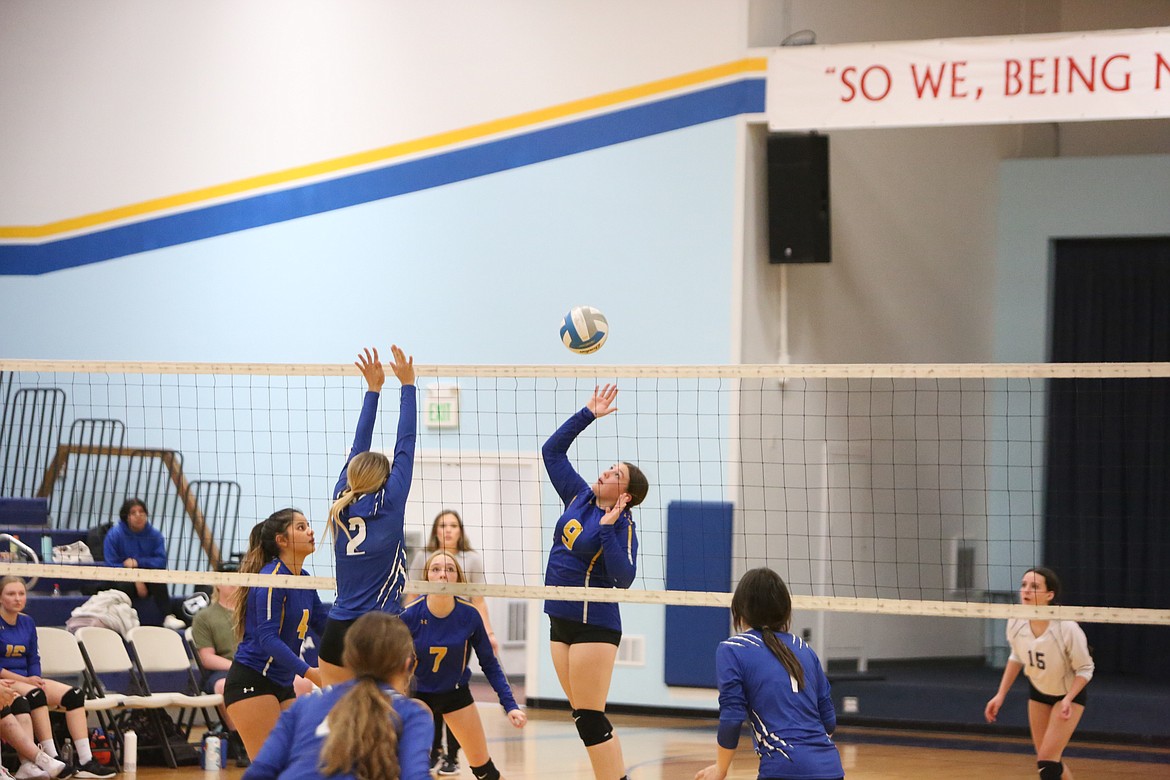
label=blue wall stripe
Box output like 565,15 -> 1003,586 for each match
1,79 -> 764,276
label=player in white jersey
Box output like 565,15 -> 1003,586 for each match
984,567 -> 1094,780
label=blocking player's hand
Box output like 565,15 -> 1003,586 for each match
388,344 -> 415,386
355,347 -> 385,393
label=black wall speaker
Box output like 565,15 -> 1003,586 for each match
767,133 -> 830,264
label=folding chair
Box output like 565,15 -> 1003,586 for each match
74,626 -> 180,768
126,626 -> 223,738
32,628 -> 126,772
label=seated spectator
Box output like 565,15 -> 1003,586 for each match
0,577 -> 109,777
103,498 -> 180,628
0,677 -> 68,778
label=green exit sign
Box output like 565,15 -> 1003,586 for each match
423,385 -> 459,429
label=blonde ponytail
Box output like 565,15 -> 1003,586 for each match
327,452 -> 390,543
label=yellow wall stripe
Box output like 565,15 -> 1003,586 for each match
0,58 -> 766,241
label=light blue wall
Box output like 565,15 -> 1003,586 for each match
1,120 -> 738,365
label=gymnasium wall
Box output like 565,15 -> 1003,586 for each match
3,0 -> 1169,710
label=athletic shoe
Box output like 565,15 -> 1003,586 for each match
71,760 -> 114,779
436,755 -> 459,776
0,765 -> 17,779
163,614 -> 187,631
13,762 -> 48,780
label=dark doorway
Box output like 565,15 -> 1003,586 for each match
1045,237 -> 1170,679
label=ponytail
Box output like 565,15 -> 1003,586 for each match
760,627 -> 805,690
319,677 -> 400,780
318,612 -> 413,780
233,509 -> 302,639
327,452 -> 390,544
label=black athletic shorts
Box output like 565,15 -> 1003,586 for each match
548,615 -> 622,647
222,661 -> 297,707
318,617 -> 359,666
413,685 -> 475,716
1028,680 -> 1087,707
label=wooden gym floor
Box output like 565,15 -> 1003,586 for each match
122,705 -> 1169,779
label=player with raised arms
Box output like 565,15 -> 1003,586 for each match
318,345 -> 417,687
542,383 -> 648,780
401,551 -> 525,780
984,567 -> 1094,780
246,611 -> 432,780
696,567 -> 842,780
225,508 -> 329,761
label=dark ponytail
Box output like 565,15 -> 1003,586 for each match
233,508 -> 302,639
731,567 -> 805,690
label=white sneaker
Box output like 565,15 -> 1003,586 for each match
34,751 -> 67,779
163,614 -> 186,630
13,761 -> 47,780
0,764 -> 16,779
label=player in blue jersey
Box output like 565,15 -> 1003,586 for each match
0,576 -> 98,777
225,508 -> 329,762
401,551 -> 525,780
542,384 -> 649,780
245,611 -> 431,780
696,568 -> 843,780
318,345 -> 417,688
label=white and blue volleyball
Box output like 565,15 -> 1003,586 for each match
560,305 -> 609,354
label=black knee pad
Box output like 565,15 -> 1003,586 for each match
1038,760 -> 1063,780
23,687 -> 47,711
8,696 -> 29,715
572,708 -> 613,747
60,687 -> 85,711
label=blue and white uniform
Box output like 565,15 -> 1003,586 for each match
542,408 -> 637,632
716,630 -> 842,780
400,597 -> 519,712
329,386 -> 417,620
233,559 -> 330,686
245,679 -> 432,780
0,612 -> 40,677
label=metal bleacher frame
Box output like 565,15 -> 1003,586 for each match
0,373 -> 241,593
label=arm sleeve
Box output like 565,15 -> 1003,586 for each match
245,699 -> 299,779
398,698 -> 436,780
310,593 -> 330,637
1065,622 -> 1095,682
383,385 -> 417,505
812,656 -> 836,733
103,526 -> 123,565
334,390 -> 381,497
251,587 -> 310,679
469,611 -> 518,712
541,408 -> 593,505
598,519 -> 637,589
137,528 -> 168,569
715,643 -> 745,749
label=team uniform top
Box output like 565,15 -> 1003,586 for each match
103,522 -> 167,568
233,559 -> 330,686
246,679 -> 432,780
329,387 -> 417,621
0,613 -> 40,677
716,630 -> 842,780
400,597 -> 519,712
1006,618 -> 1094,697
541,408 -> 638,633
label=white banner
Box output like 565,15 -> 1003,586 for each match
767,27 -> 1170,130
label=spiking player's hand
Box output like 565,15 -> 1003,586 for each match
388,344 -> 415,386
355,347 -> 385,393
586,384 -> 618,418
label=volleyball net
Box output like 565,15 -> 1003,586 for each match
2,359 -> 1168,628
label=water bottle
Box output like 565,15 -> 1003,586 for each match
123,729 -> 137,771
202,734 -> 224,770
40,535 -> 52,563
51,584 -> 61,597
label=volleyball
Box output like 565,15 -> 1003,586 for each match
560,305 -> 609,354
